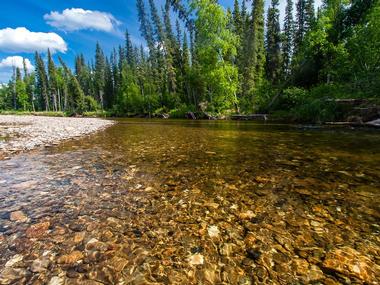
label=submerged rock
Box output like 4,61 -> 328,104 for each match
189,254 -> 204,265
9,211 -> 27,222
57,251 -> 84,264
26,221 -> 50,238
322,247 -> 380,283
0,268 -> 28,284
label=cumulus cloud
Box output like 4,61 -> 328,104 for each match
0,56 -> 34,71
0,27 -> 67,53
44,8 -> 121,32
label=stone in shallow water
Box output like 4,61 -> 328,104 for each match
57,251 -> 84,264
188,254 -> 204,265
48,276 -> 64,285
207,225 -> 220,238
9,211 -> 27,222
73,231 -> 86,244
322,247 -> 380,283
5,254 -> 23,267
26,221 -> 50,238
0,268 -> 28,284
30,258 -> 50,273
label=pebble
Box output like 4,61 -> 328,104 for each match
9,211 -> 27,222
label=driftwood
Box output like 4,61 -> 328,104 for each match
231,114 -> 268,121
366,119 -> 380,128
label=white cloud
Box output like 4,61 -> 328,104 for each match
0,56 -> 34,71
0,27 -> 67,53
44,8 -> 121,33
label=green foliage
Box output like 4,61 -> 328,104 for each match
0,0 -> 378,124
191,0 -> 239,112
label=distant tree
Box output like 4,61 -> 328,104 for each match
34,52 -> 49,111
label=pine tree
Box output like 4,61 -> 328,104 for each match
295,0 -> 307,51
242,0 -> 266,95
34,52 -> 49,111
136,0 -> 155,51
282,0 -> 295,77
47,49 -> 58,111
125,30 -> 135,67
95,42 -> 106,108
233,0 -> 242,36
58,56 -> 85,114
305,0 -> 315,31
265,0 -> 282,83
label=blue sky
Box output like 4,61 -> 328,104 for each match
0,0 -> 319,83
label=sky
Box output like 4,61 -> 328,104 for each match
0,0 -> 320,83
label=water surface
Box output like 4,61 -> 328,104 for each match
0,120 -> 379,284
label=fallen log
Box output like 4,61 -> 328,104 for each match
230,114 -> 268,121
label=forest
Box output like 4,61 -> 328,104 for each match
0,0 -> 379,122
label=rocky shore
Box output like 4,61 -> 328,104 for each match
0,115 -> 114,156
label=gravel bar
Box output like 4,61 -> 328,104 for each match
0,115 -> 114,154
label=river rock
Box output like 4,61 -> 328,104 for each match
9,211 -> 27,222
26,221 -> 50,238
322,247 -> 380,283
207,225 -> 220,238
4,254 -> 23,267
48,276 -> 64,285
0,268 -> 28,284
30,258 -> 50,272
189,254 -> 204,265
57,251 -> 84,264
73,232 -> 86,244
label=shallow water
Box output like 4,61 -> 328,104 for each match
0,119 -> 379,284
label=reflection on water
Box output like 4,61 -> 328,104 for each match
0,119 -> 379,284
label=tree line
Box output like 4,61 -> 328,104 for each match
0,0 -> 379,121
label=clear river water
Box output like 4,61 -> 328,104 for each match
0,119 -> 379,284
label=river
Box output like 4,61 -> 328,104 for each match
0,119 -> 379,284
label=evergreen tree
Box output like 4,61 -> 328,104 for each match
265,0 -> 282,83
295,0 -> 307,50
282,0 -> 295,77
95,42 -> 106,108
305,0 -> 315,30
242,0 -> 266,96
34,52 -> 49,111
125,30 -> 135,67
47,49 -> 58,111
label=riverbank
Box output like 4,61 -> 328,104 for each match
0,115 -> 114,157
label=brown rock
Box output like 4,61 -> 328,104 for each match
57,251 -> 84,264
106,256 -> 128,272
0,268 -> 28,284
10,211 -> 27,222
73,232 -> 86,244
26,221 -> 50,238
322,247 -> 380,283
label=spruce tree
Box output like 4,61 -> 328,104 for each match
265,0 -> 282,83
47,49 -> 58,111
305,0 -> 315,31
242,0 -> 266,95
295,0 -> 306,51
34,52 -> 49,111
95,42 -> 106,108
282,0 -> 295,77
